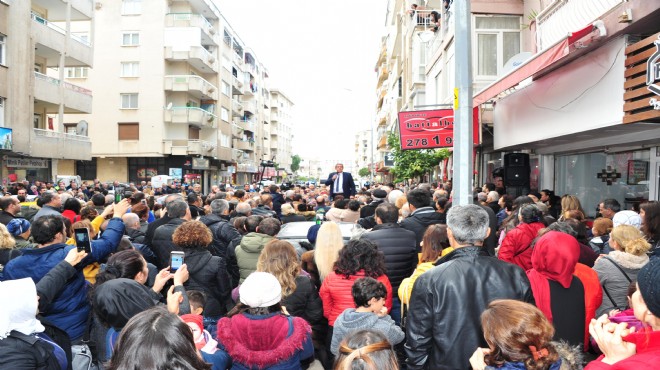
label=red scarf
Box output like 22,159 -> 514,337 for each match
526,231 -> 580,322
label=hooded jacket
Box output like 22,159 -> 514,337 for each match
405,247 -> 534,370
3,218 -> 125,341
235,232 -> 274,283
330,308 -> 404,355
216,313 -> 313,370
362,223 -> 418,291
183,248 -> 231,317
399,206 -> 445,248
498,221 -> 546,271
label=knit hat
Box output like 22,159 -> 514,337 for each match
612,211 -> 642,229
307,224 -> 321,244
637,257 -> 660,317
239,272 -> 282,308
180,314 -> 204,333
372,189 -> 387,200
6,218 -> 30,237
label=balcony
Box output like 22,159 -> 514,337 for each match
235,118 -> 255,133
232,100 -> 243,117
31,12 -> 92,67
164,45 -> 218,74
31,128 -> 91,160
231,75 -> 244,95
237,161 -> 258,173
270,130 -> 279,138
165,13 -> 219,46
34,72 -> 93,113
536,0 -> 623,50
32,0 -> 93,21
243,100 -> 258,115
233,139 -> 255,152
162,139 -> 217,156
164,75 -> 218,100
164,107 -> 217,128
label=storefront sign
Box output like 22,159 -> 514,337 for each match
5,157 -> 48,168
397,108 -> 479,150
647,36 -> 660,108
596,166 -> 621,186
384,152 -> 395,167
192,157 -> 210,170
627,160 -> 649,185
624,32 -> 660,123
169,168 -> 182,177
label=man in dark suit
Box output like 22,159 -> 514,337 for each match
324,163 -> 356,200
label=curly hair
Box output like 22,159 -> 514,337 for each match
80,206 -> 99,222
334,239 -> 386,279
172,220 -> 212,249
256,240 -> 300,298
482,299 -> 559,370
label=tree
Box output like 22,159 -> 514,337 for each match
387,132 -> 450,183
291,154 -> 301,173
358,167 -> 370,178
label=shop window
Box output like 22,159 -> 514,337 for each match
118,123 -> 139,140
555,150 -> 650,218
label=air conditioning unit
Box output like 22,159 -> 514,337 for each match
208,56 -> 216,63
207,86 -> 215,93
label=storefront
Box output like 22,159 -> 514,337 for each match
3,156 -> 51,185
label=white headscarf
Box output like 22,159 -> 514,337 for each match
0,278 -> 45,340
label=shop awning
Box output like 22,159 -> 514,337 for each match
473,24 -> 596,107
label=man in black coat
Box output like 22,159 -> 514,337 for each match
405,204 -> 534,370
268,185 -> 285,218
152,199 -> 190,269
359,189 -> 387,218
199,199 -> 242,288
362,203 -> 417,325
144,194 -> 181,248
400,188 -> 445,249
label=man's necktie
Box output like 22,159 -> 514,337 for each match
335,173 -> 340,193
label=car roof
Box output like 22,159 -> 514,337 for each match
277,221 -> 358,240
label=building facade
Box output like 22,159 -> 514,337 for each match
0,0 -> 94,183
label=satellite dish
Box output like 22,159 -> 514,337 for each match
76,120 -> 89,136
501,52 -> 533,76
166,102 -> 173,110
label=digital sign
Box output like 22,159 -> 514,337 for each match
397,108 -> 479,150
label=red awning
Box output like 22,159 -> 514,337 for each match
473,24 -> 595,107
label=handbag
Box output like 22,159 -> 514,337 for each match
72,311 -> 100,370
601,257 -> 633,311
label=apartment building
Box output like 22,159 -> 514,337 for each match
354,129 -> 373,179
64,0 -> 292,189
268,89 -> 294,181
0,0 -> 94,182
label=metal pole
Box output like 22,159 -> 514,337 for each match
370,129 -> 374,183
453,0 -> 474,206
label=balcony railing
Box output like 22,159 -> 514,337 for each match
164,75 -> 218,100
31,12 -> 91,46
34,72 -> 92,95
164,107 -> 217,128
165,13 -> 218,45
235,118 -> 255,132
34,128 -> 90,142
536,0 -> 623,50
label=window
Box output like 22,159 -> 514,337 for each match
76,158 -> 97,181
0,97 -> 4,127
64,123 -> 77,134
221,57 -> 231,71
120,93 -> 138,109
221,81 -> 230,96
65,67 -> 88,78
118,123 -> 139,140
122,0 -> 142,15
220,134 -> 230,147
120,62 -> 139,77
121,32 -> 139,46
474,16 -> 521,78
221,107 -> 229,122
0,34 -> 5,66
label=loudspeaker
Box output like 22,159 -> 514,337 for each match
504,153 -> 530,167
504,166 -> 530,187
506,186 -> 530,198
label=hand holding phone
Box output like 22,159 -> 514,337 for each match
170,251 -> 185,272
74,228 -> 92,254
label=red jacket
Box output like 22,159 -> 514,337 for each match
319,270 -> 392,326
574,263 -> 603,351
585,328 -> 660,369
498,222 -> 545,271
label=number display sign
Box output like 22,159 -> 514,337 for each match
397,108 -> 479,150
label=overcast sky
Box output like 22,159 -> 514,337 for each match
217,1 -> 388,162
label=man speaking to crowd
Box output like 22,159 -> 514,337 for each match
324,163 -> 355,200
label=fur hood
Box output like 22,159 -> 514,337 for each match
607,250 -> 649,270
554,341 -> 584,370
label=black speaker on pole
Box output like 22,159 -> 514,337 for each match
504,153 -> 530,197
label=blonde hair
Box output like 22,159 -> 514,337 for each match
281,203 -> 296,216
395,196 -> 407,210
0,223 -> 16,250
314,222 -> 344,281
610,225 -> 651,256
256,240 -> 300,298
560,195 -> 585,216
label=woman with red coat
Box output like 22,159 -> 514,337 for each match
319,238 -> 392,364
498,203 -> 545,271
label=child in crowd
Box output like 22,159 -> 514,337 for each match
589,217 -> 613,253
187,290 -> 218,337
330,277 -> 404,356
180,314 -> 228,370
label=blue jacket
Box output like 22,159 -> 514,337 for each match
3,218 -> 125,340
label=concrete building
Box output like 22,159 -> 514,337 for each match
266,89 -> 294,181
354,129 -> 374,180
0,0 -> 94,182
61,0 -> 293,189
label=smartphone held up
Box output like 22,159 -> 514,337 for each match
74,228 -> 92,254
170,251 -> 184,272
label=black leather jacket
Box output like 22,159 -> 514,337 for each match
405,247 -> 534,370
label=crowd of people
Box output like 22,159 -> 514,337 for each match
1,167 -> 660,370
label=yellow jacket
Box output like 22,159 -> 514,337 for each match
398,247 -> 454,305
67,215 -> 106,284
